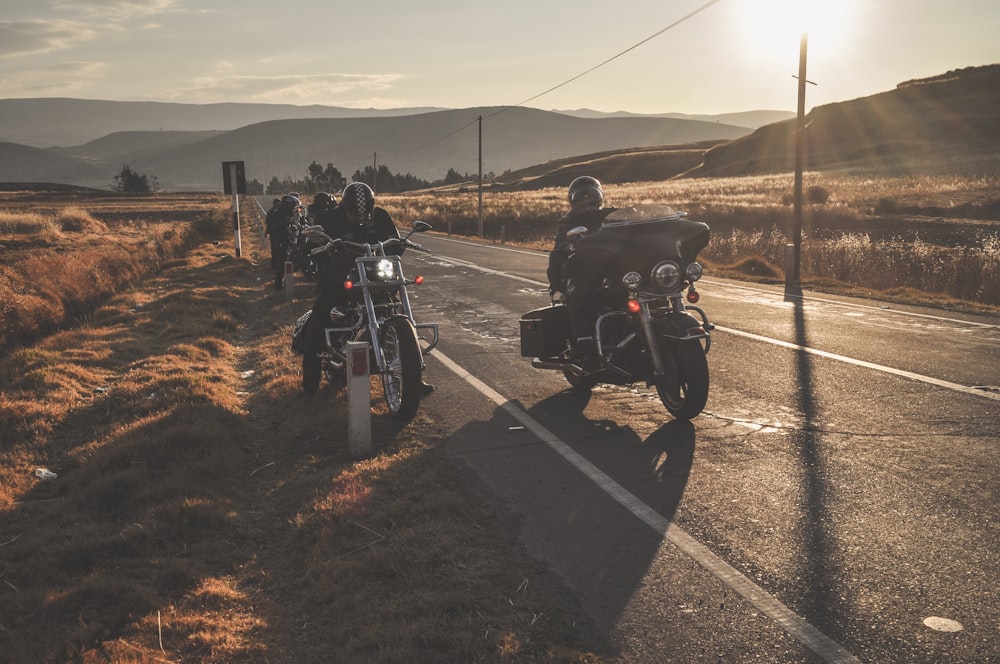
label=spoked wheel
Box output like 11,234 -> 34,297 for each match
379,317 -> 422,421
655,340 -> 709,420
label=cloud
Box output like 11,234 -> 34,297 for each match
52,0 -> 177,18
160,73 -> 404,104
0,20 -> 98,57
0,61 -> 107,95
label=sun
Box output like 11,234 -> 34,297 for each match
732,0 -> 855,62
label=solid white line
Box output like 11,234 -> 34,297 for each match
430,347 -> 861,664
702,278 -> 998,328
416,249 -> 999,401
716,325 -> 1000,401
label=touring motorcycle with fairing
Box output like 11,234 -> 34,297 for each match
520,204 -> 713,419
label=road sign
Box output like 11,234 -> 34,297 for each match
222,161 -> 246,194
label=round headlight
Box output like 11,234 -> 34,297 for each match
685,262 -> 703,282
375,258 -> 395,280
622,271 -> 642,289
651,261 -> 681,291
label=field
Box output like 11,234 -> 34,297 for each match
381,171 -> 1000,310
0,176 -> 997,662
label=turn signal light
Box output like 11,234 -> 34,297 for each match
687,290 -> 700,303
627,299 -> 641,314
344,279 -> 354,290
414,275 -> 424,285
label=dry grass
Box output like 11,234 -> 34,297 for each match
0,192 -> 606,663
381,172 -> 1000,310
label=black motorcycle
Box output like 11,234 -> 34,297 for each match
286,213 -> 320,281
520,204 -> 713,420
291,221 -> 439,421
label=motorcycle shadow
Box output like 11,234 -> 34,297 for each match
525,388 -> 696,524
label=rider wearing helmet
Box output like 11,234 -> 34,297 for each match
265,194 -> 301,289
307,191 -> 337,222
546,176 -> 617,369
301,182 -> 434,394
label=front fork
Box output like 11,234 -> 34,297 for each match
636,294 -> 713,380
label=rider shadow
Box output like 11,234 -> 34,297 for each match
524,387 -> 696,524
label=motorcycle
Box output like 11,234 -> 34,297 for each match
520,204 -> 713,420
291,221 -> 439,421
286,211 -> 320,281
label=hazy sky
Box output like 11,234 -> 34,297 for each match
2,0 -> 998,115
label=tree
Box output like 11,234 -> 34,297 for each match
112,164 -> 158,194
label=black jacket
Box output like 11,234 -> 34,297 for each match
546,207 -> 615,293
314,206 -> 401,296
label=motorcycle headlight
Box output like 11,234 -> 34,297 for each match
622,271 -> 642,289
685,262 -> 703,282
651,261 -> 681,291
375,258 -> 396,280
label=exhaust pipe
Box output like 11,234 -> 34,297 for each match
531,358 -> 572,371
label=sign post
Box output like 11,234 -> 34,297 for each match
222,161 -> 247,257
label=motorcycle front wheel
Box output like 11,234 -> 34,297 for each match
655,340 -> 709,420
379,317 -> 422,421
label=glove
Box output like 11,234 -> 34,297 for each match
551,291 -> 566,304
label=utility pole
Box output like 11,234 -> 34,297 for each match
791,31 -> 808,286
478,115 -> 484,238
372,152 -> 377,193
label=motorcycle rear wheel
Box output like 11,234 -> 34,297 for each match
380,317 -> 422,421
656,340 -> 709,420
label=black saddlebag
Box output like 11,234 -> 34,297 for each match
519,305 -> 570,358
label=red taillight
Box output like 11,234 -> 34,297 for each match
414,275 -> 424,285
344,280 -> 354,290
627,299 -> 641,314
687,290 -> 700,304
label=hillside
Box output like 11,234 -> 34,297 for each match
686,64 -> 1000,178
0,98 -> 444,148
0,107 -> 751,191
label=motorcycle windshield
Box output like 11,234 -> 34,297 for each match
574,204 -> 710,274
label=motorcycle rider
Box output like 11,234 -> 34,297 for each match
265,194 -> 300,290
546,176 -> 617,370
301,182 -> 434,394
307,191 -> 337,222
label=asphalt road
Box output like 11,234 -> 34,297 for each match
401,232 -> 999,663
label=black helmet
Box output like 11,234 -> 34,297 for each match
280,194 -> 300,208
568,176 -> 603,210
272,198 -> 281,207
340,182 -> 375,223
314,191 -> 334,205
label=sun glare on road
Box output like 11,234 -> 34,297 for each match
733,0 -> 857,62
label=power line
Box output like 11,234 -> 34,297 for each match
374,0 -> 724,169
487,0 -> 723,118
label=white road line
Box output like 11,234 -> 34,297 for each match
717,325 -> 1000,401
430,347 -> 861,664
417,249 -> 999,401
702,278 -> 998,328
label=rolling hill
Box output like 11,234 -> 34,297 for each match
0,107 -> 752,190
0,63 -> 996,192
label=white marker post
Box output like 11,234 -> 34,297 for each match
346,341 -> 372,458
221,161 -> 246,258
284,260 -> 294,299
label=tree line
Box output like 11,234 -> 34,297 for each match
260,160 -> 499,196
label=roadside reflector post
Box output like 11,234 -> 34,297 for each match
346,341 -> 372,458
284,261 -> 294,299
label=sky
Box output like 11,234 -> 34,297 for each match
2,0 -> 999,116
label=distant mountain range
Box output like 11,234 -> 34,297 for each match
0,103 -> 759,190
0,63 -> 996,192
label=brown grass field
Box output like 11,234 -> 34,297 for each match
0,177 -> 997,662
